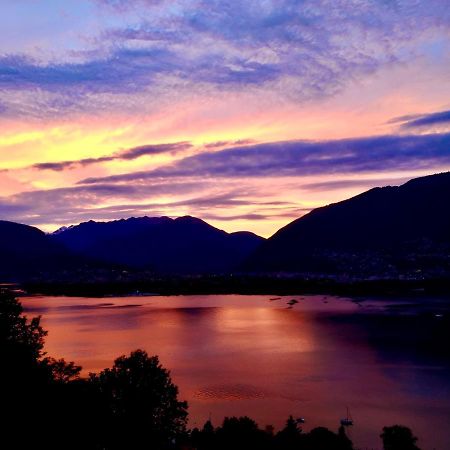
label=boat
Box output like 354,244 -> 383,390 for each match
340,407 -> 353,426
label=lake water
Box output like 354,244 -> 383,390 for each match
21,294 -> 450,450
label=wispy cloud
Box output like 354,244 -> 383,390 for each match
80,133 -> 450,184
0,182 -> 283,227
388,109 -> 450,130
94,0 -> 165,11
204,139 -> 256,149
299,177 -> 414,192
3,131 -> 448,230
1,0 -> 448,117
0,180 -> 206,225
31,141 -> 192,171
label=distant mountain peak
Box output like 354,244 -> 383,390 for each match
174,215 -> 207,224
52,225 -> 74,235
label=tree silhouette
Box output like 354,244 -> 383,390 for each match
0,291 -> 87,449
0,290 -> 46,364
274,415 -> 303,449
43,357 -> 81,383
191,420 -> 217,449
305,426 -> 354,450
381,425 -> 421,450
338,425 -> 354,450
89,349 -> 188,449
215,416 -> 272,450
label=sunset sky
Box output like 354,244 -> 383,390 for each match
0,0 -> 449,237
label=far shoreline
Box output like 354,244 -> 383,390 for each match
11,274 -> 450,299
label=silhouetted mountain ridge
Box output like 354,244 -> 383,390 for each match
51,215 -> 264,274
245,172 -> 450,275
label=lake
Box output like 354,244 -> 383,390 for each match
21,294 -> 450,449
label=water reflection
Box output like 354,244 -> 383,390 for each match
21,294 -> 450,449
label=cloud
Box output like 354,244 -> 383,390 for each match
0,100 -> 7,114
204,139 -> 256,149
1,0 -> 449,117
389,109 -> 450,129
0,48 -> 174,92
31,141 -> 192,171
80,132 -> 450,184
0,180 -> 207,225
4,130 -> 449,230
201,213 -> 269,222
299,177 -> 413,192
0,170 -> 300,227
201,209 -> 311,222
94,0 -> 164,10
0,180 -> 274,225
33,157 -> 114,171
119,141 -> 191,159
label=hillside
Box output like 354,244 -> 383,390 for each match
245,172 -> 450,276
0,221 -> 87,280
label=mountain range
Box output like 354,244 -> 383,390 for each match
52,216 -> 263,274
0,216 -> 264,279
1,172 -> 449,281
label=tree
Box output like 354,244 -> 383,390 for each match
191,420 -> 217,450
338,425 -> 354,450
0,291 -> 88,449
305,427 -> 354,450
275,415 -> 303,449
215,416 -> 271,450
381,425 -> 421,450
0,290 -> 46,366
89,349 -> 188,449
43,357 -> 82,383
0,293 -> 189,449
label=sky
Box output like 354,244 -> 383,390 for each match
0,0 -> 449,237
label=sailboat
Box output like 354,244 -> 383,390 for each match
340,407 -> 353,426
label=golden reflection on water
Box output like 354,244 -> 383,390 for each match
21,294 -> 450,450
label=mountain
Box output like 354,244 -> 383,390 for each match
245,172 -> 450,276
3,173 -> 449,281
52,216 -> 264,274
0,221 -> 88,280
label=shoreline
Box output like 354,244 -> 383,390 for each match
16,275 -> 450,299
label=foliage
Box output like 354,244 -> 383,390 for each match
0,290 -> 46,362
381,425 -> 422,450
89,349 -> 188,449
274,415 -> 303,449
191,416 -> 355,450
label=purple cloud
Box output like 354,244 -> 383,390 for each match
204,139 -> 256,149
389,109 -> 450,129
299,177 -> 414,192
80,132 -> 450,184
1,0 -> 448,117
31,141 -> 192,171
0,182 -> 285,227
120,142 -> 192,159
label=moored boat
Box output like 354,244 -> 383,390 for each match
340,407 -> 353,426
